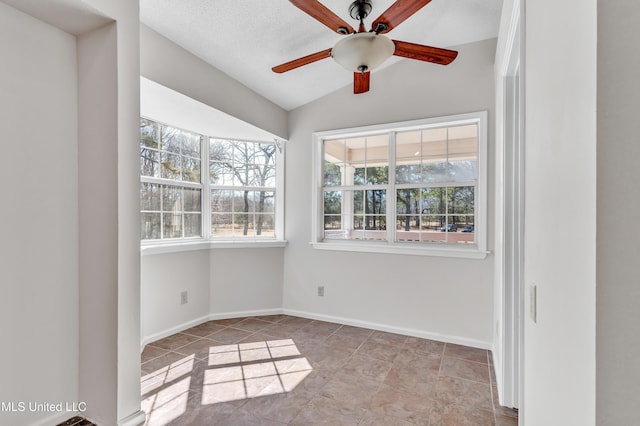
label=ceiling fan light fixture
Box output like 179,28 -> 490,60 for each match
331,32 -> 395,73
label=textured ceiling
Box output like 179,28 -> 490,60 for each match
140,0 -> 503,111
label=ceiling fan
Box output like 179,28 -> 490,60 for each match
272,0 -> 458,94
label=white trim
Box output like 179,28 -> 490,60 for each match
140,309 -> 285,348
140,307 -> 491,352
141,313 -> 212,348
118,410 -> 146,426
141,239 -> 287,255
208,308 -> 284,321
495,0 -> 524,411
310,241 -> 489,259
282,309 -> 492,350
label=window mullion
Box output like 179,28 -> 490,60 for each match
202,135 -> 211,239
387,131 -> 396,243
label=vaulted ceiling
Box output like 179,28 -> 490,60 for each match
140,0 -> 503,111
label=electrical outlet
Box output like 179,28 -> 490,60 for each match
181,291 -> 188,305
317,286 -> 324,297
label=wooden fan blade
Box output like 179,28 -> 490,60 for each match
392,40 -> 458,65
354,72 -> 370,94
371,0 -> 433,34
272,48 -> 332,73
290,0 -> 355,34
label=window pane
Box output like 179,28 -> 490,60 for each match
233,191 -> 252,213
211,213 -> 233,237
421,187 -> 447,215
234,213 -> 254,237
140,183 -> 160,211
365,166 -> 388,184
140,119 -> 158,148
183,188 -> 201,212
323,215 -> 342,230
182,157 -> 201,183
254,144 -> 277,188
210,161 -> 234,185
324,161 -> 342,186
353,190 -> 363,214
140,149 -> 159,178
396,162 -> 421,184
396,130 -> 421,158
449,186 -> 475,214
365,190 -> 386,214
163,213 -> 182,238
254,191 -> 275,213
396,189 -> 419,215
396,215 -> 420,241
365,134 -> 389,161
324,191 -> 341,215
161,152 -> 181,180
140,119 -> 159,177
211,189 -> 233,213
345,137 -> 366,162
210,139 -> 233,162
162,186 -> 182,213
181,133 -> 201,158
160,127 -> 182,154
256,214 -> 275,236
324,140 -> 344,186
422,127 -> 447,157
448,160 -> 477,181
184,213 -> 201,238
140,213 -> 161,240
352,165 -> 366,185
421,161 -> 448,183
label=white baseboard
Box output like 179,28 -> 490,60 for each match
119,409 -> 146,426
282,308 -> 492,350
141,308 -> 284,349
208,308 -> 284,321
141,314 -> 212,349
141,307 -> 491,351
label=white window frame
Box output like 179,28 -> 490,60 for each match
311,111 -> 488,259
140,117 -> 286,255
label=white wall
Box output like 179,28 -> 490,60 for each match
141,247 -> 285,343
596,1 -> 640,423
524,0 -> 597,424
140,24 -> 288,140
209,248 -> 284,316
0,0 -> 143,424
141,251 -> 211,342
77,22 -> 120,424
284,39 -> 496,347
0,4 -> 79,425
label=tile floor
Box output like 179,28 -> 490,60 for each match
141,315 -> 518,425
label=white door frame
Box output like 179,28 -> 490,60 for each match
498,0 -> 525,412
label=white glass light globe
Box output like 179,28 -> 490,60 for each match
331,32 -> 395,72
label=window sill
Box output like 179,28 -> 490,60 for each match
141,239 -> 288,256
310,241 -> 489,259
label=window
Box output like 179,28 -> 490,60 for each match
140,118 -> 283,245
312,112 -> 487,258
209,139 -> 276,238
140,119 -> 202,240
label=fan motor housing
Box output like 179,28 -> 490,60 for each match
349,0 -> 373,21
